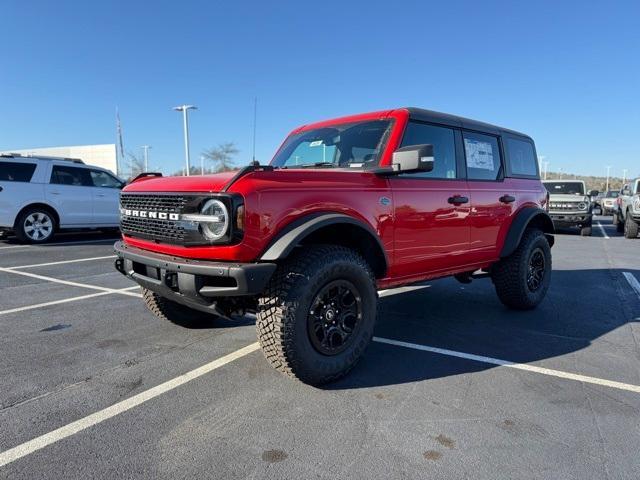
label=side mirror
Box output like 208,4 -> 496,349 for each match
391,144 -> 434,174
589,190 -> 599,197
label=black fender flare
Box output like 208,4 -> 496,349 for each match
500,207 -> 555,258
260,213 -> 388,274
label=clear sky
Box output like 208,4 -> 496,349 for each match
2,0 -> 639,178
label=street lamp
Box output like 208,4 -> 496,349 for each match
200,155 -> 205,175
173,104 -> 197,176
141,145 -> 151,172
606,165 -> 611,192
622,169 -> 628,185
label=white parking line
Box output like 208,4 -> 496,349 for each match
596,221 -> 610,239
0,342 -> 260,468
0,286 -> 140,316
0,267 -> 140,298
623,272 -> 640,299
373,336 -> 640,394
5,255 -> 115,270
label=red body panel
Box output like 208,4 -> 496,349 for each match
122,108 -> 546,289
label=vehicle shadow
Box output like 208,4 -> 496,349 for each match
325,267 -> 639,390
0,230 -> 120,247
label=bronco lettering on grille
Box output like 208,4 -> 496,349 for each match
120,208 -> 180,221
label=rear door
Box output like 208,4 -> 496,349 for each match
463,131 -> 514,261
0,160 -> 41,227
89,169 -> 123,225
45,164 -> 94,226
389,121 -> 471,277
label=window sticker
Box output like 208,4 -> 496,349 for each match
465,138 -> 495,171
309,140 -> 323,147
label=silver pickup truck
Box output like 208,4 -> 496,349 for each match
613,178 -> 640,238
543,180 -> 593,236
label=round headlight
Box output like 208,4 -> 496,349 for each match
199,199 -> 228,240
578,202 -> 587,210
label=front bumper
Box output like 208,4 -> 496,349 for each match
114,241 -> 276,314
549,212 -> 592,227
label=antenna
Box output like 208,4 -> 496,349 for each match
252,97 -> 257,163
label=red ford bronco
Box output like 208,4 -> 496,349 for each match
114,108 -> 554,385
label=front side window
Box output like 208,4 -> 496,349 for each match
50,165 -> 92,186
463,132 -> 501,181
506,137 -> 538,177
271,120 -> 392,169
90,170 -> 123,188
0,161 -> 37,182
543,182 -> 585,195
399,122 -> 457,179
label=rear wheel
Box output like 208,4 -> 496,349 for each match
624,214 -> 639,239
256,245 -> 377,385
492,229 -> 552,310
142,288 -> 217,328
15,208 -> 56,243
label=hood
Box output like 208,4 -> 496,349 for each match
123,171 -> 239,193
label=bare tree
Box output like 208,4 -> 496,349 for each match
202,142 -> 239,173
125,151 -> 146,180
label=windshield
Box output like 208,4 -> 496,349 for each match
271,120 -> 392,169
544,181 -> 585,195
605,191 -> 619,198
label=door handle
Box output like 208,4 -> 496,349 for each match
96,193 -> 106,197
50,191 -> 60,195
499,195 -> 516,204
448,195 -> 469,205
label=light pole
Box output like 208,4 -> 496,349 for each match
141,145 -> 151,172
543,161 -> 550,180
606,165 -> 611,192
622,169 -> 628,185
173,105 -> 197,176
200,155 -> 205,175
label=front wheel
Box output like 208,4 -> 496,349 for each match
625,215 -> 639,239
256,245 -> 377,385
492,229 -> 552,310
142,288 -> 217,328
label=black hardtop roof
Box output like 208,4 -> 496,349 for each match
405,107 -> 532,140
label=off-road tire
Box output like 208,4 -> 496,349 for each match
142,288 -> 216,328
256,245 -> 377,385
14,207 -> 57,244
613,212 -> 624,232
492,229 -> 551,310
580,226 -> 592,236
624,214 -> 639,239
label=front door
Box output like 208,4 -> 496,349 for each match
389,121 -> 471,278
89,169 -> 123,225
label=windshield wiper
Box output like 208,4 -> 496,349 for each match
298,162 -> 336,168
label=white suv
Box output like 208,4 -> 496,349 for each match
0,154 -> 124,243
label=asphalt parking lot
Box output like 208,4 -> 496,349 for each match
1,217 -> 639,479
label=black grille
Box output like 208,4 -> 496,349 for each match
120,194 -> 186,213
120,194 -> 188,243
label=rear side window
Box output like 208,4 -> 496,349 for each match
50,165 -> 92,186
400,122 -> 457,179
506,137 -> 538,177
463,132 -> 501,180
0,161 -> 37,182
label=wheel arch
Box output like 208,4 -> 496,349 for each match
13,203 -> 60,230
260,213 -> 388,278
500,207 -> 554,258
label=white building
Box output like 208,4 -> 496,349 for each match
0,144 -> 118,174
